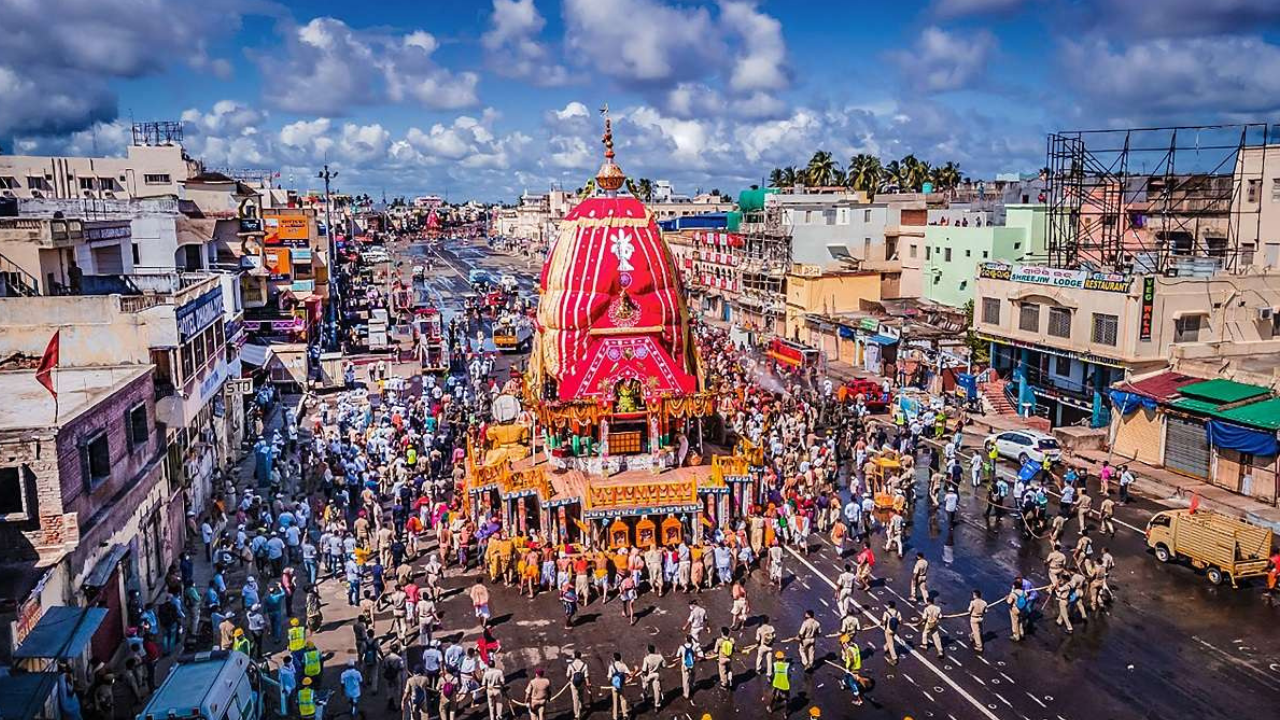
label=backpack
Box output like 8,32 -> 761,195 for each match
887,614 -> 900,632
1015,594 -> 1030,612
570,665 -> 584,687
610,665 -> 624,689
411,684 -> 427,708
682,645 -> 696,668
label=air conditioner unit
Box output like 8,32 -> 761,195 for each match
1257,307 -> 1274,321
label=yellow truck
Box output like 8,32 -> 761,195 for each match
1145,509 -> 1274,587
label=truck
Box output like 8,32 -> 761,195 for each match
138,650 -> 260,720
367,307 -> 391,351
1145,508 -> 1275,587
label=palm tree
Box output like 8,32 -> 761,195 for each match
637,177 -> 654,202
806,150 -> 839,187
768,168 -> 785,187
883,160 -> 903,191
898,154 -> 925,191
846,154 -> 884,198
932,161 -> 962,194
779,166 -> 798,188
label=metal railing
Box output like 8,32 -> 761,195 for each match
0,251 -> 40,296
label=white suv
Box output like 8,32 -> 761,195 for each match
986,430 -> 1062,465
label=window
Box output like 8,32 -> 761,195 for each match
1055,354 -> 1072,376
959,280 -> 967,291
909,244 -> 918,259
0,176 -> 17,189
144,173 -> 171,185
1175,314 -> 1203,343
193,332 -> 207,369
944,247 -> 952,262
982,250 -> 989,259
864,209 -> 872,222
965,249 -> 971,257
180,343 -> 194,383
981,297 -> 1001,325
1248,178 -> 1262,203
1048,307 -> 1072,338
83,432 -> 111,488
26,176 -> 47,191
1091,312 -> 1119,346
132,243 -> 141,265
1013,242 -> 1022,251
126,403 -> 149,450
1019,302 -> 1040,332
1271,179 -> 1280,202
0,466 -> 29,520
925,246 -> 931,260
78,177 -> 95,190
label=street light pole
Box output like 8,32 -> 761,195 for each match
318,165 -> 338,351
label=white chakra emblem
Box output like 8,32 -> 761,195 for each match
611,230 -> 636,271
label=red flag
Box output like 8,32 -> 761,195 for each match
35,330 -> 59,398
1189,492 -> 1200,515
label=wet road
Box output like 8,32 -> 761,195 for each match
397,238 -> 1280,720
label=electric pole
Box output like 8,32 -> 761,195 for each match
318,164 -> 338,350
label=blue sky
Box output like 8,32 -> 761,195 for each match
4,0 -> 1280,201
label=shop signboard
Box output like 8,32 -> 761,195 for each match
175,287 -> 225,342
263,213 -> 311,248
1139,276 -> 1156,340
978,262 -> 1132,293
263,248 -> 292,280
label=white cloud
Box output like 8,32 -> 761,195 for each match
0,0 -> 245,135
564,0 -> 720,86
482,0 -> 575,86
262,17 -> 481,115
720,1 -> 789,93
892,26 -> 996,93
1060,35 -> 1280,117
554,102 -> 591,122
182,100 -> 265,137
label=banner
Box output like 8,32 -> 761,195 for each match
263,213 -> 310,247
1139,276 -> 1156,340
978,262 -> 1132,293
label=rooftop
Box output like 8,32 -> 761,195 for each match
1177,378 -> 1271,405
0,365 -> 150,431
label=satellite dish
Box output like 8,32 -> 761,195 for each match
491,394 -> 521,423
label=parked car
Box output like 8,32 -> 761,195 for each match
985,429 -> 1062,465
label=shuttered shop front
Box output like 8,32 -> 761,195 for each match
1112,407 -> 1162,465
1165,416 -> 1210,479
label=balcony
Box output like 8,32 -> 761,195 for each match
81,269 -> 224,310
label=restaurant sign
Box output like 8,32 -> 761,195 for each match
1139,276 -> 1156,340
176,288 -> 225,342
978,262 -> 1132,293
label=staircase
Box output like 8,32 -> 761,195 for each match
0,252 -> 39,297
980,378 -> 1017,416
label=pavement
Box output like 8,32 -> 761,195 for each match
135,238 -> 1280,720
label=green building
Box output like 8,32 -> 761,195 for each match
922,204 -> 1047,308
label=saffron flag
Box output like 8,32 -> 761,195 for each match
35,330 -> 59,398
1189,492 -> 1200,515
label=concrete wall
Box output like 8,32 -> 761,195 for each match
975,269 -> 1280,367
0,295 -> 171,365
785,271 -> 882,337
0,144 -> 194,200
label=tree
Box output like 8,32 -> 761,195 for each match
806,150 -> 839,187
963,299 -> 990,364
932,161 -> 962,194
883,160 -> 902,191
768,168 -> 785,187
636,177 -> 654,202
847,153 -> 884,198
779,166 -> 799,187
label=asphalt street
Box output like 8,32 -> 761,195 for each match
349,237 -> 1280,720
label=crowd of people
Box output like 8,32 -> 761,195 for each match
88,290 -> 1150,720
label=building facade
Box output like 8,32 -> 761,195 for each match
921,205 -> 1047,308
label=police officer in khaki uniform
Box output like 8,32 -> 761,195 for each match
919,598 -> 944,658
967,589 -> 988,652
797,610 -> 821,671
908,552 -> 930,603
638,645 -> 664,709
715,627 -> 736,688
1045,544 -> 1068,590
881,601 -> 902,665
755,616 -> 777,676
1006,580 -> 1026,642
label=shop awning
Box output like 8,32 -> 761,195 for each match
12,606 -> 108,659
867,334 -> 899,345
1178,378 -> 1270,405
1216,397 -> 1280,431
240,343 -> 275,367
83,543 -> 129,589
0,673 -> 59,720
1207,420 -> 1279,456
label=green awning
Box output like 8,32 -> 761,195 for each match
1170,398 -> 1221,415
1177,378 -> 1270,405
1217,397 -> 1280,431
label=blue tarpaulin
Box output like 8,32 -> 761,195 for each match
867,334 -> 898,345
1108,389 -> 1158,415
957,373 -> 978,401
12,606 -> 108,659
838,326 -> 857,340
1207,420 -> 1279,457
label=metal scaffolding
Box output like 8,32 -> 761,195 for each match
1044,124 -> 1272,274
